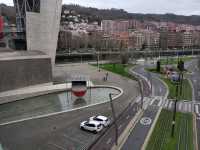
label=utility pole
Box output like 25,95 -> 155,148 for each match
138,79 -> 144,109
109,93 -> 118,145
171,71 -> 183,137
171,81 -> 179,137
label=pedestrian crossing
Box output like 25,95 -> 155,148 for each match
148,97 -> 193,113
194,104 -> 200,120
135,96 -> 200,116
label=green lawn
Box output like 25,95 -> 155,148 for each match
146,109 -> 194,150
161,77 -> 192,100
96,63 -> 136,80
160,57 -> 192,65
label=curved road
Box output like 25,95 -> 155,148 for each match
122,64 -> 168,150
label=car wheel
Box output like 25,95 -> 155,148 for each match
93,130 -> 98,134
80,126 -> 84,130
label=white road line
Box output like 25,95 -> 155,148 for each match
135,97 -> 141,103
178,103 -> 182,111
168,101 -> 173,109
188,103 -> 192,112
183,103 -> 188,112
49,143 -> 65,150
126,115 -> 130,120
106,138 -> 112,145
164,100 -> 169,108
195,104 -> 200,115
158,98 -> 163,107
150,98 -> 156,105
118,124 -> 122,130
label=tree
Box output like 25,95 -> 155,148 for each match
177,59 -> 184,71
157,61 -> 161,72
120,52 -> 129,64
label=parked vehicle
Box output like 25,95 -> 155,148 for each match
89,115 -> 110,127
80,120 -> 103,133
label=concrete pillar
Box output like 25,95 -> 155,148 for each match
26,0 -> 62,66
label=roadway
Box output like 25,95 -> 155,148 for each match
185,59 -> 200,150
121,65 -> 167,150
88,67 -> 152,149
0,64 -> 139,150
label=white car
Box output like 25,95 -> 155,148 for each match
80,120 -> 103,133
89,115 -> 110,127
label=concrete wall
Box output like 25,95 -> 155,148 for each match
26,0 -> 62,66
0,57 -> 52,92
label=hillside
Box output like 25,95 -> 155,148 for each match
62,4 -> 200,26
1,3 -> 200,26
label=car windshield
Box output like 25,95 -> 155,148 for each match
94,117 -> 102,121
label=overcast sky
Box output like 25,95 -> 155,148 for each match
1,0 -> 200,16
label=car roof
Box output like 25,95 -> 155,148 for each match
96,115 -> 107,120
88,120 -> 101,125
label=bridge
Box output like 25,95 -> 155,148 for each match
56,49 -> 200,61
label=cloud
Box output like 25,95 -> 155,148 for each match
2,0 -> 200,15
63,0 -> 200,15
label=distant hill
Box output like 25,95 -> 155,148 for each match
1,3 -> 200,26
62,4 -> 200,26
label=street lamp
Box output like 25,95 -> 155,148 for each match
137,78 -> 144,109
171,81 -> 179,137
171,71 -> 183,137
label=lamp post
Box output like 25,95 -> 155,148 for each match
171,81 -> 179,137
137,78 -> 144,109
171,71 -> 183,137
109,93 -> 118,146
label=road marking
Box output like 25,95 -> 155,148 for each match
126,115 -> 130,120
135,97 -> 141,103
159,87 -> 162,93
164,100 -> 169,108
106,138 -> 112,145
178,103 -> 182,111
188,103 -> 192,112
195,104 -> 200,116
193,79 -> 197,82
49,143 -> 65,150
118,124 -> 122,130
158,98 -> 163,107
168,101 -> 173,109
150,98 -> 156,105
183,103 -> 188,112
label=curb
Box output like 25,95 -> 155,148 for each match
193,113 -> 199,150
